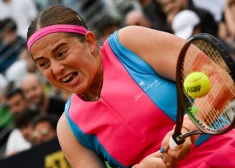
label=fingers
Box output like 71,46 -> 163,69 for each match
137,149 -> 179,168
148,150 -> 162,157
137,152 -> 167,168
160,137 -> 192,165
160,152 -> 173,165
161,130 -> 174,152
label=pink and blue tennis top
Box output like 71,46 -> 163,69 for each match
65,31 -> 235,168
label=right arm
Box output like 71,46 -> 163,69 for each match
57,113 -> 106,168
58,113 -> 178,168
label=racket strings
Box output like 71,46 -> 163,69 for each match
197,41 -> 235,131
195,41 -> 234,131
181,40 -> 235,133
180,47 -> 215,129
196,41 -> 234,93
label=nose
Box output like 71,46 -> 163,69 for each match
51,60 -> 64,75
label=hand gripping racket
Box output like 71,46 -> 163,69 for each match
169,33 -> 235,150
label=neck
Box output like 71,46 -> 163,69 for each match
81,53 -> 103,101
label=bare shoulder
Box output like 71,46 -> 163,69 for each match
118,26 -> 176,49
118,26 -> 160,39
57,113 -> 76,146
57,113 -> 68,136
117,26 -> 185,58
116,26 -> 186,81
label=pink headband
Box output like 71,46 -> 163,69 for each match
27,24 -> 88,51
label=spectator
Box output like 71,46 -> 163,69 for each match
21,73 -> 65,117
219,0 -> 235,60
171,10 -> 200,40
4,128 -> 30,156
137,0 -> 172,32
221,0 -> 235,38
0,0 -> 38,39
5,49 -> 37,88
0,77 -> 13,151
192,7 -> 219,38
5,82 -> 29,118
192,0 -> 226,22
14,109 -> 39,146
124,9 -> 152,28
153,0 -> 218,36
31,114 -> 58,144
0,73 -> 8,104
172,9 -> 220,41
0,18 -> 26,73
95,14 -> 121,45
4,82 -> 32,156
0,79 -> 14,150
171,9 -> 233,63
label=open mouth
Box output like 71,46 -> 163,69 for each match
61,72 -> 78,83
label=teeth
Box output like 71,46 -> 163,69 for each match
62,74 -> 73,82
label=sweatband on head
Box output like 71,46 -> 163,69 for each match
27,24 -> 88,51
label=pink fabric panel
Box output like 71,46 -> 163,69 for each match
68,41 -> 175,166
197,163 -> 210,168
179,129 -> 235,168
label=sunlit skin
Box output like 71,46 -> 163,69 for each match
30,32 -> 102,99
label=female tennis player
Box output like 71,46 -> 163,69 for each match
27,5 -> 235,168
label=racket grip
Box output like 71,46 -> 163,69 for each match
169,136 -> 182,151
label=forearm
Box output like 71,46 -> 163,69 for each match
131,151 -> 178,168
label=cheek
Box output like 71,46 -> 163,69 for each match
67,53 -> 85,67
42,71 -> 63,90
40,70 -> 55,84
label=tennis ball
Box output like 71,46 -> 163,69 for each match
183,72 -> 211,98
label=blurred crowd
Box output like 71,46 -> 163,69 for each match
0,0 -> 234,161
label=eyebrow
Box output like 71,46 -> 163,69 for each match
51,42 -> 67,53
33,56 -> 44,63
33,42 -> 67,63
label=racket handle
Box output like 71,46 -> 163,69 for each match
169,136 -> 182,150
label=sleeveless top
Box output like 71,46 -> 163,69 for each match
65,31 -> 235,168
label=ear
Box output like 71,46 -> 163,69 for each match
85,31 -> 97,52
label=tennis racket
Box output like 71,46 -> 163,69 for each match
169,33 -> 235,150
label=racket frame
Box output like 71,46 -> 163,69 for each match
172,33 -> 235,146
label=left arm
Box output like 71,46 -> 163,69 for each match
118,26 -> 186,81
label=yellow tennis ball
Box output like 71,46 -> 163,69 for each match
183,72 -> 211,98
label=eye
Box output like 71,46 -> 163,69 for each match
58,50 -> 67,58
37,61 -> 49,69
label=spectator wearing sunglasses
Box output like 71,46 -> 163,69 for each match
31,114 -> 58,144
